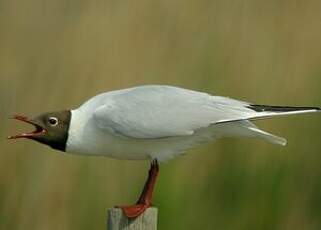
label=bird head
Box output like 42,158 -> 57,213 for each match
8,111 -> 71,151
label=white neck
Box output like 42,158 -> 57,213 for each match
66,109 -> 88,153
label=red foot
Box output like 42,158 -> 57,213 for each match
116,160 -> 159,218
119,204 -> 151,218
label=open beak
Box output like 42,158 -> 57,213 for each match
8,115 -> 46,139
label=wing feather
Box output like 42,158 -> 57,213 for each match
91,85 -> 319,139
92,86 -> 253,138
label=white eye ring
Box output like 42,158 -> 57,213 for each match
48,117 -> 59,126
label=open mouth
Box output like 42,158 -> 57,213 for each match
8,115 -> 46,139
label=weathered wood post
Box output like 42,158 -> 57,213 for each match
107,208 -> 158,230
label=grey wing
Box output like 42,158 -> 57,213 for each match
92,85 -> 255,139
92,85 -> 320,139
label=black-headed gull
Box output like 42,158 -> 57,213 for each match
8,85 -> 320,217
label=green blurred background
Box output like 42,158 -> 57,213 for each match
1,0 -> 321,229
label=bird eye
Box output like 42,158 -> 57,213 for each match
48,117 -> 58,126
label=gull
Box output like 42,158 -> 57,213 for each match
8,85 -> 320,217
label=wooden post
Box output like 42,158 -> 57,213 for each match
107,208 -> 158,230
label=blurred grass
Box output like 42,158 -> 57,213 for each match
0,0 -> 321,229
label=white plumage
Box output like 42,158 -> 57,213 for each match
66,85 -> 319,161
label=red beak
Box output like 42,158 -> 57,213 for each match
8,115 -> 46,139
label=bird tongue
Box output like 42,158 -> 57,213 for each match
8,115 -> 46,139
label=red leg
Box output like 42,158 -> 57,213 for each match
118,159 -> 159,218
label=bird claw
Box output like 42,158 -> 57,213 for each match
115,160 -> 159,218
117,203 -> 151,218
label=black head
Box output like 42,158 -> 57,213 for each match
8,110 -> 71,151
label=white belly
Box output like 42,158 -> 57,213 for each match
66,113 -> 218,161
66,122 -> 150,160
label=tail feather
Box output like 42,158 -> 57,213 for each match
247,125 -> 287,146
214,121 -> 287,146
241,105 -> 319,144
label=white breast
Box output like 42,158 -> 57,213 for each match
66,109 -> 221,161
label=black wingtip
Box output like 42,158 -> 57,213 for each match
247,104 -> 321,113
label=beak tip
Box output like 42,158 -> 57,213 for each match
7,114 -> 44,140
